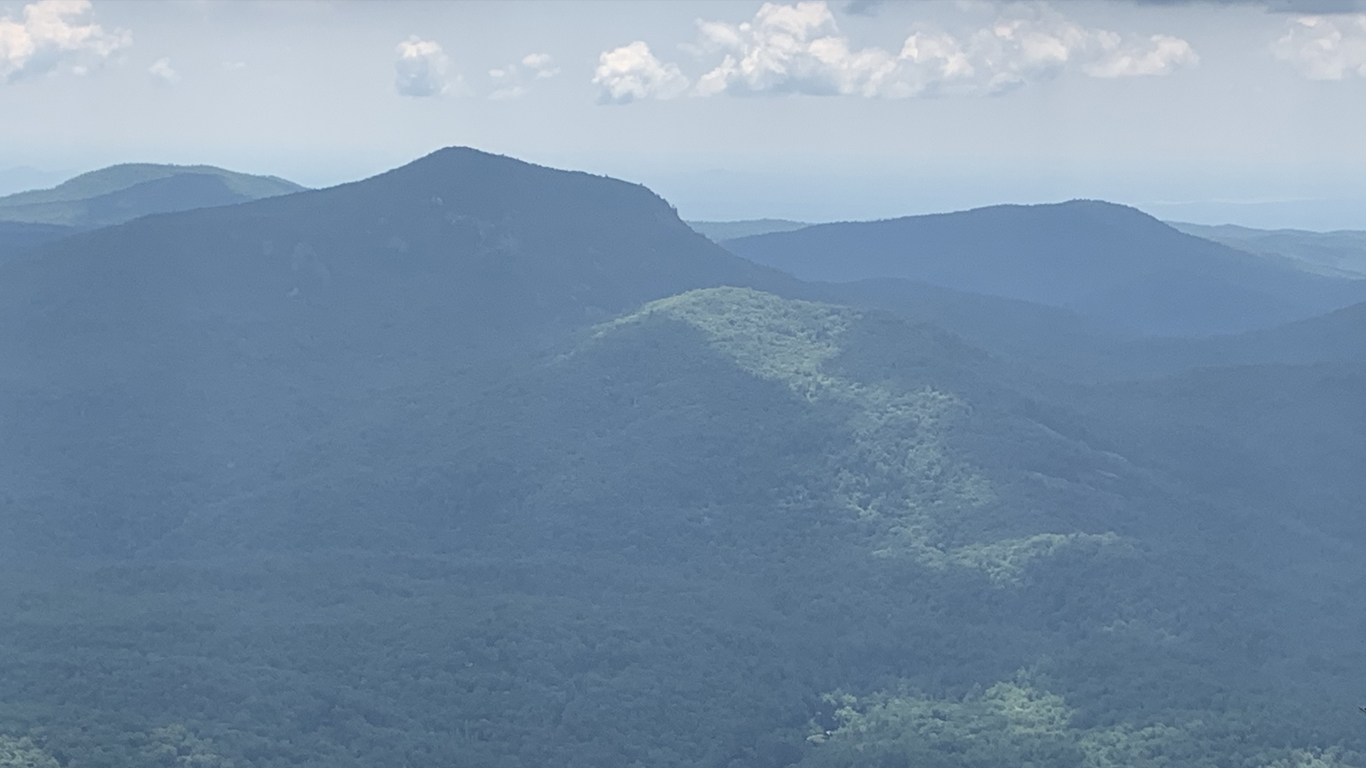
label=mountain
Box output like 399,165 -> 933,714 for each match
722,200 -> 1366,336
0,147 -> 787,358
3,149 -> 1366,768
0,147 -> 790,554
0,163 -> 305,228
687,218 -> 810,241
1169,221 -> 1366,279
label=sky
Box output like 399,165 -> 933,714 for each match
2,0 -> 1366,228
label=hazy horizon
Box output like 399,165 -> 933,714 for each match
4,0 -> 1366,228
5,151 -> 1363,232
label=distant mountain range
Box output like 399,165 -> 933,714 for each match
686,218 -> 809,241
720,201 -> 1366,336
3,148 -> 1366,768
1168,220 -> 1366,279
0,163 -> 304,235
689,216 -> 1366,284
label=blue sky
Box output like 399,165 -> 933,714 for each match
2,0 -> 1366,227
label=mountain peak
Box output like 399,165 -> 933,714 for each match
4,147 -> 787,350
338,146 -> 658,216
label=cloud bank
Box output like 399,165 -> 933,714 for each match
0,0 -> 130,83
594,1 -> 1198,103
1273,14 -> 1366,78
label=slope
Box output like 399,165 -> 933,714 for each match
723,200 -> 1366,336
0,163 -> 305,227
0,221 -> 75,264
3,286 -> 1361,768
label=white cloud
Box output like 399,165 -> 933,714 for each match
147,56 -> 179,86
592,41 -> 690,103
1272,14 -> 1366,79
602,1 -> 1198,102
694,1 -> 906,97
0,0 -> 130,83
521,52 -> 560,79
395,36 -> 463,97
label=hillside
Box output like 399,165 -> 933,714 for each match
0,221 -> 75,264
0,163 -> 305,228
723,200 -> 1366,336
7,286 -> 1357,768
1,150 -> 1365,768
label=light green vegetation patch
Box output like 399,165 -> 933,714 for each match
946,532 -> 1128,584
0,726 -> 229,768
600,286 -> 853,399
804,676 -> 1361,768
0,736 -> 59,768
599,288 -> 1118,580
136,725 -> 232,768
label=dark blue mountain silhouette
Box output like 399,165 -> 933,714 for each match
723,200 -> 1366,336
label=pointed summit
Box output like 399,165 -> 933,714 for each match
2,147 -> 788,354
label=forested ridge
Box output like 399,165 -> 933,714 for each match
1,149 -> 1363,768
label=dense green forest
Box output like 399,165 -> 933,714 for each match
1,149 -> 1364,768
